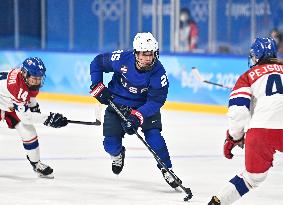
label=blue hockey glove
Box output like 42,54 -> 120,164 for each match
44,112 -> 68,128
90,82 -> 113,105
122,110 -> 144,135
29,103 -> 41,113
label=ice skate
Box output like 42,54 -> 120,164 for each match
27,156 -> 54,179
111,146 -> 125,175
208,196 -> 221,205
161,168 -> 182,188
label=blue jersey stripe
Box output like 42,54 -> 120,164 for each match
229,175 -> 250,196
228,97 -> 250,110
23,140 -> 39,150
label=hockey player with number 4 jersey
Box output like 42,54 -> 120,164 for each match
89,32 -> 182,189
0,57 -> 68,178
208,37 -> 283,205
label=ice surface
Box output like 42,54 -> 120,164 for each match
0,101 -> 282,205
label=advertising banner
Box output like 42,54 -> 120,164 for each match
0,51 -> 247,106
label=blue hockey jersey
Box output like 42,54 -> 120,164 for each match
90,50 -> 169,118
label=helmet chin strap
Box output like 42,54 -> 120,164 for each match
28,84 -> 41,91
21,70 -> 41,91
248,54 -> 260,68
136,61 -> 153,71
135,55 -> 156,71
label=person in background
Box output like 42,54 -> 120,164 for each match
0,57 -> 68,178
270,28 -> 283,54
208,37 -> 283,205
89,32 -> 182,189
175,8 -> 199,52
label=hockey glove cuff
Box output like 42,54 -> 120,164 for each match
224,130 -> 244,159
29,103 -> 41,113
90,82 -> 113,105
122,110 -> 144,135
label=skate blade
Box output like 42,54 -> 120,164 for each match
37,173 -> 54,179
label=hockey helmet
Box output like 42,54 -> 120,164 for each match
21,57 -> 46,90
249,37 -> 277,66
133,32 -> 159,71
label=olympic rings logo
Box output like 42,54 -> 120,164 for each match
92,0 -> 123,21
74,61 -> 91,88
190,0 -> 208,22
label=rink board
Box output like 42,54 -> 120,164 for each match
0,50 -> 246,114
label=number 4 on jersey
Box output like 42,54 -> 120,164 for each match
266,74 -> 283,96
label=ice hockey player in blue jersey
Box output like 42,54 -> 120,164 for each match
89,32 -> 181,189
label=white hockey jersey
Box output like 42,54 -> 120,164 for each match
228,63 -> 283,140
0,69 -> 47,124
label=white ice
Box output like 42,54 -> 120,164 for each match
0,101 -> 282,205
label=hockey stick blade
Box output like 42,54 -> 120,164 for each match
67,119 -> 101,125
191,67 -> 205,82
192,67 -> 232,90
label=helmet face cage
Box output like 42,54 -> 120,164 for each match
133,32 -> 159,71
249,37 -> 278,67
21,57 -> 46,90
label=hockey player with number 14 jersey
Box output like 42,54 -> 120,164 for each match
0,57 -> 68,178
90,32 -> 182,189
208,38 -> 283,205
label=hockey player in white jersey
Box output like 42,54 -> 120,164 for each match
208,37 -> 283,205
0,57 -> 68,178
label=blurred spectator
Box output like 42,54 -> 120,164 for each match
175,8 -> 199,52
270,28 -> 283,54
218,45 -> 231,54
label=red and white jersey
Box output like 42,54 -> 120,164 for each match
228,63 -> 283,139
0,69 -> 47,124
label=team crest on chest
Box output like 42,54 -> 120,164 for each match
120,65 -> 128,73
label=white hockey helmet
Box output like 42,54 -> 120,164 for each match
133,32 -> 159,71
133,32 -> 159,52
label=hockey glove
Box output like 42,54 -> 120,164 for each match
224,130 -> 244,159
29,103 -> 41,113
121,110 -> 144,135
44,112 -> 68,128
90,82 -> 113,105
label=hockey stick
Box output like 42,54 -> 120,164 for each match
108,100 -> 193,201
67,103 -> 102,126
192,67 -> 232,90
67,119 -> 101,125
